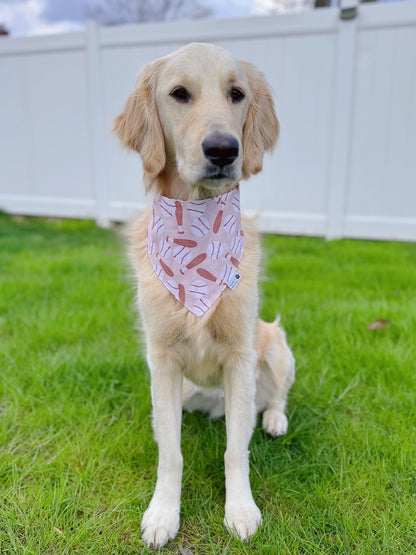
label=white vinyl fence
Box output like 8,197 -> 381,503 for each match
0,1 -> 415,240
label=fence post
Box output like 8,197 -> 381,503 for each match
326,0 -> 358,239
86,20 -> 110,228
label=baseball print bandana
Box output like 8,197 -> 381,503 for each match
147,185 -> 244,316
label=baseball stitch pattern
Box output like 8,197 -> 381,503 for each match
147,185 -> 244,317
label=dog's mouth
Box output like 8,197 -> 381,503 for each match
197,164 -> 239,188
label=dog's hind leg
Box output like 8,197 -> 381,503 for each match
255,318 -> 295,437
181,318 -> 295,436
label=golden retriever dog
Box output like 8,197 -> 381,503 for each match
114,43 -> 295,549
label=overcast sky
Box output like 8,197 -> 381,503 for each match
0,0 -> 278,36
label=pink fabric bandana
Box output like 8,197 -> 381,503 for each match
147,186 -> 244,316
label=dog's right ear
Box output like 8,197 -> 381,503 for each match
113,60 -> 166,191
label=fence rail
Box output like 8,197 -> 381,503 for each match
1,2 -> 415,240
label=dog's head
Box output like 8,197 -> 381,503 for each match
114,43 -> 279,198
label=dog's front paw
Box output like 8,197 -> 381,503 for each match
141,499 -> 180,549
262,408 -> 288,437
224,500 -> 262,540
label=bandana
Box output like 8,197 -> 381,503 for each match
147,186 -> 244,316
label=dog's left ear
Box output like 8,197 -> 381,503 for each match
113,60 -> 166,192
241,61 -> 280,178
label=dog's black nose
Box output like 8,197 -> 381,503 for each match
202,134 -> 239,168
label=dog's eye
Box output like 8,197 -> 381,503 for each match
230,88 -> 245,103
170,87 -> 191,103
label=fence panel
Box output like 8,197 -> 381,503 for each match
0,34 -> 96,218
0,2 -> 415,240
345,2 -> 416,240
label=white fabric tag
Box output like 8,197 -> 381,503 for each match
227,272 -> 242,291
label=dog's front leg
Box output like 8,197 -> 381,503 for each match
223,348 -> 262,540
141,349 -> 183,549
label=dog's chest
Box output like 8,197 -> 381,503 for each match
181,328 -> 223,386
185,353 -> 221,387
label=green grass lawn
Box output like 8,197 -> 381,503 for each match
0,212 -> 415,554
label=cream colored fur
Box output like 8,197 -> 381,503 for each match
114,43 -> 295,549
